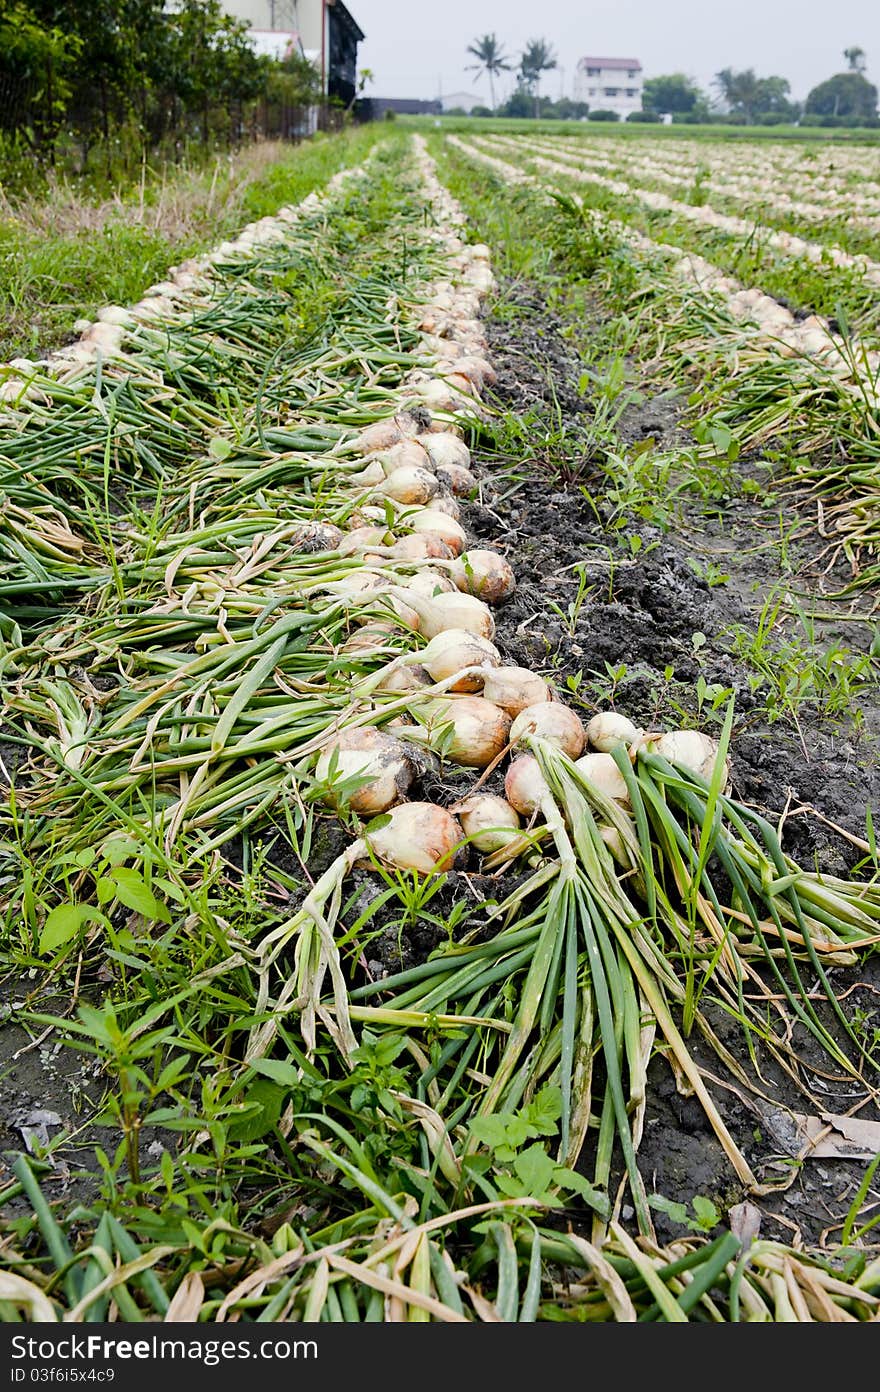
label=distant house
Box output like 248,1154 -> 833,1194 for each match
573,57 -> 643,118
367,98 -> 443,117
225,0 -> 365,106
439,91 -> 485,114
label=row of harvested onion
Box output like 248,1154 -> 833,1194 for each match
308,139 -> 726,882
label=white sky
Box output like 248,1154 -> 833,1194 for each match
350,0 -> 880,104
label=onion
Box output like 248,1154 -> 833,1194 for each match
457,794 -> 522,853
405,509 -> 467,555
421,696 -> 511,767
363,802 -> 464,874
600,824 -> 631,868
348,420 -> 404,454
586,711 -> 642,752
286,522 -> 344,553
504,754 -> 550,817
401,588 -> 496,641
574,752 -> 630,805
436,462 -> 478,496
509,702 -> 586,758
315,728 -> 414,815
652,729 -> 730,785
450,550 -> 516,605
426,493 -> 461,520
371,465 -> 439,506
421,433 -> 471,471
447,355 -> 497,389
417,629 -> 500,692
342,622 -> 397,653
480,666 -> 551,716
377,663 -> 431,694
349,459 -> 386,488
389,533 -> 454,561
406,570 -> 457,599
337,525 -> 390,556
376,439 -> 432,474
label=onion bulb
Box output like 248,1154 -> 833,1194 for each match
337,525 -> 391,556
389,533 -> 453,561
371,465 -> 439,506
348,420 -> 403,454
401,587 -> 495,641
406,569 -> 457,599
652,729 -> 730,786
405,509 -> 467,555
457,794 -> 522,853
421,432 -> 471,471
417,629 -> 500,692
363,801 -> 464,874
436,462 -> 478,496
376,439 -> 431,473
586,711 -> 642,752
504,754 -> 550,817
480,666 -> 551,717
420,696 -> 511,767
450,550 -> 516,605
315,728 -> 414,815
426,493 -> 461,520
509,702 -> 586,758
376,663 -> 431,694
342,622 -> 397,654
574,752 -> 630,805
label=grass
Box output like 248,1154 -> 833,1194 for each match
0,125 -> 384,362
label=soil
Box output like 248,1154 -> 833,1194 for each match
2,276 -> 879,1263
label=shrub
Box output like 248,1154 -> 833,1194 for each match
587,109 -> 619,122
626,111 -> 661,123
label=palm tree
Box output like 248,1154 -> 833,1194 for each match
844,46 -> 866,73
519,38 -> 557,118
465,32 -> 511,111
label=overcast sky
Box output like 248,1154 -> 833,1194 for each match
351,0 -> 880,104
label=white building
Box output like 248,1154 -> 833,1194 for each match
223,1 -> 364,104
440,92 -> 486,114
574,57 -> 643,118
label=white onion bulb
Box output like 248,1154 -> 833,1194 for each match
406,570 -> 457,599
457,794 -> 522,853
652,729 -> 730,786
377,439 -> 432,474
574,752 -> 630,805
480,666 -> 551,716
364,802 -> 464,874
504,754 -> 550,816
315,728 -> 414,815
436,462 -> 478,496
450,550 -> 516,605
417,629 -> 500,692
371,465 -> 439,506
422,696 -> 511,767
421,433 -> 471,471
405,509 -> 467,555
402,588 -> 496,641
586,711 -> 642,752
509,702 -> 586,758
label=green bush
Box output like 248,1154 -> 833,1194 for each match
626,111 -> 661,123
587,109 -> 619,122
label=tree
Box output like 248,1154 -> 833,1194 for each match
519,37 -> 557,118
805,71 -> 878,119
465,32 -> 510,112
713,68 -> 796,122
844,46 -> 867,73
642,73 -> 702,115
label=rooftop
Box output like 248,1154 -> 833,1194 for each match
578,57 -> 642,71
